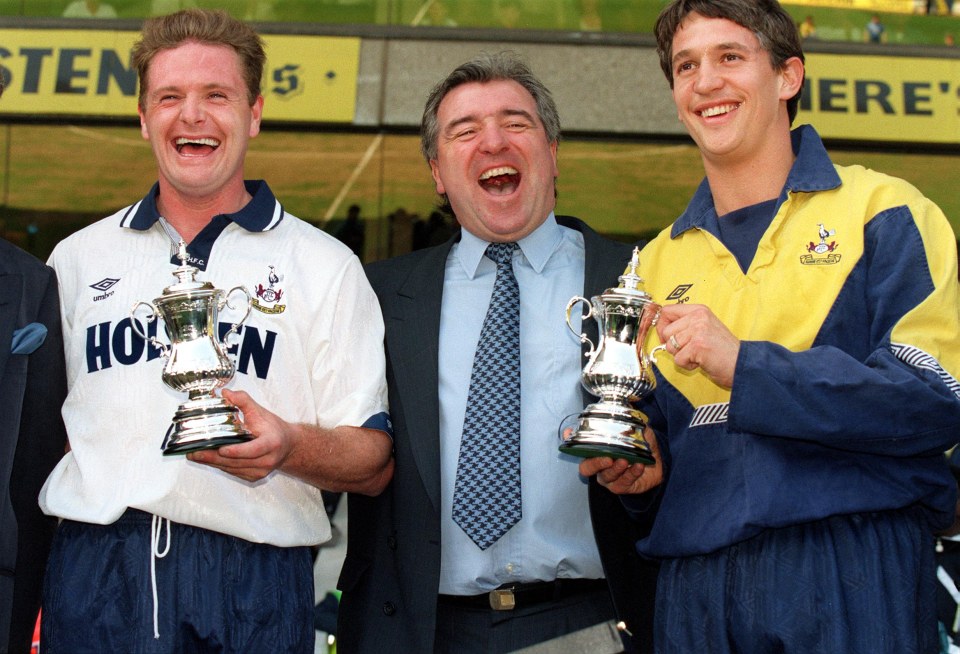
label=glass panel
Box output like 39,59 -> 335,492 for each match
0,124 -> 957,261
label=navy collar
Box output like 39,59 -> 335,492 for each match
120,179 -> 284,233
118,180 -> 284,271
672,124 -> 842,238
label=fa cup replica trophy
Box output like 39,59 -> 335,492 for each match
559,248 -> 664,465
132,242 -> 254,455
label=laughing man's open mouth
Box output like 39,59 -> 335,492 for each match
478,166 -> 520,195
175,137 -> 220,154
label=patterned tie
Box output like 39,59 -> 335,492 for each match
452,242 -> 522,550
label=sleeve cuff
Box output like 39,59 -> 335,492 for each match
361,411 -> 394,440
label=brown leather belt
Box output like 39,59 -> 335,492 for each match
438,578 -> 607,611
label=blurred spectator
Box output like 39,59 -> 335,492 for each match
495,0 -> 523,28
799,15 -> 817,40
387,207 -> 416,256
928,0 -> 955,14
150,0 -> 197,15
422,0 -> 457,27
578,0 -> 603,31
334,204 -> 366,260
946,33 -> 956,46
412,210 -> 455,250
62,0 -> 116,18
865,14 -> 886,44
243,0 -> 276,21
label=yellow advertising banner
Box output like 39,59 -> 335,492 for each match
785,0 -> 918,14
0,29 -> 360,122
798,52 -> 960,144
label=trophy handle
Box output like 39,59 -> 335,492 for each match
130,300 -> 169,357
220,286 -> 252,345
649,343 -> 668,364
565,296 -> 596,354
638,305 -> 666,365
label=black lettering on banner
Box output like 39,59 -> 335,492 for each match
20,47 -> 53,94
97,49 -> 136,95
0,47 -> 11,91
904,82 -> 934,116
819,78 -> 847,113
271,64 -> 301,97
2,45 -> 136,96
803,75 -> 948,118
56,48 -> 91,94
854,80 -> 895,114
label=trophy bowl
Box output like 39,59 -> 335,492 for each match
132,242 -> 254,456
559,247 -> 664,465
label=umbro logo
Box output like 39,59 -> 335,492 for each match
90,277 -> 119,302
666,284 -> 692,302
90,278 -> 120,292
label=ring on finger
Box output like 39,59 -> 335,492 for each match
669,335 -> 680,351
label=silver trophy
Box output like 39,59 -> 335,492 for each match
131,242 -> 254,456
559,247 -> 664,465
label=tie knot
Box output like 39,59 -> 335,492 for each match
485,242 -> 517,266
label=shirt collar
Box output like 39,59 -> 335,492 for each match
123,179 -> 282,232
457,212 -> 561,279
671,124 -> 842,238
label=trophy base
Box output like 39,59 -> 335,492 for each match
163,395 -> 253,456
558,402 -> 656,466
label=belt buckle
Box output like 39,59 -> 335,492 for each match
488,588 -> 516,611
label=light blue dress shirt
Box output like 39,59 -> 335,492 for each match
437,214 -> 605,596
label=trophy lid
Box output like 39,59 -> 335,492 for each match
162,241 -> 215,295
600,247 -> 653,306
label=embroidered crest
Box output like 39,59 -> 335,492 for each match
252,265 -> 287,314
800,223 -> 841,266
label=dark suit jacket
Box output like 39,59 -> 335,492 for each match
338,216 -> 658,653
0,240 -> 68,654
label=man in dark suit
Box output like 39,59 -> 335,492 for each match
338,52 -> 659,653
0,238 -> 68,654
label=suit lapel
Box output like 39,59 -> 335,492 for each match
583,231 -> 634,298
385,243 -> 453,514
0,273 -> 23,390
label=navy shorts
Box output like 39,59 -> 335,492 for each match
654,507 -> 938,654
41,509 -> 315,653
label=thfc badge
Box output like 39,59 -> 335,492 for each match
800,223 -> 841,266
252,265 -> 287,314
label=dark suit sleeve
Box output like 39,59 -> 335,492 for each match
340,250 -> 449,653
7,267 -> 68,654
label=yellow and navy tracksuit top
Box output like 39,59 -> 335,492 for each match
628,125 -> 960,559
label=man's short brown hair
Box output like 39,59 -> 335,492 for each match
132,9 -> 265,110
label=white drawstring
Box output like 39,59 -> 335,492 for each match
150,515 -> 172,639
